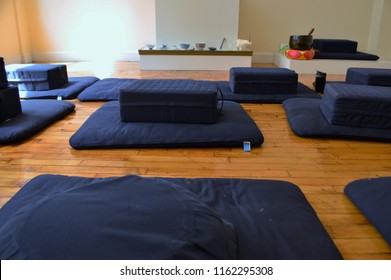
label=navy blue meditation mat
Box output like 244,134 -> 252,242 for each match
217,81 -> 320,103
0,174 -> 342,260
344,177 -> 391,246
283,98 -> 391,142
314,52 -> 379,60
69,100 -> 263,149
77,78 -> 136,101
0,100 -> 75,144
18,77 -> 99,99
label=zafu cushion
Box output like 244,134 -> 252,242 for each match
0,57 -> 8,89
320,83 -> 391,129
119,79 -> 218,124
346,68 -> 391,87
285,49 -> 315,60
6,64 -> 68,91
229,67 -> 298,94
0,86 -> 22,123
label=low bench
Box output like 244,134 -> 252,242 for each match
119,79 -> 219,124
346,68 -> 391,87
229,67 -> 298,94
6,64 -> 68,91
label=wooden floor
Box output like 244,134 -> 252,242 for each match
1,61 -> 390,260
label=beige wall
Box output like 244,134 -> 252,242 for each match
1,0 -> 390,63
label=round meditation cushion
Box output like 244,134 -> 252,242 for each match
285,49 -> 315,60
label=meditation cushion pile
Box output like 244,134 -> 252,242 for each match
0,174 -> 342,260
320,83 -> 391,129
229,67 -> 298,94
345,68 -> 391,87
119,79 -> 218,124
6,64 -> 68,91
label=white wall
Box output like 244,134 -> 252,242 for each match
155,0 -> 239,50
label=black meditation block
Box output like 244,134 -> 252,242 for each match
0,57 -> 8,90
0,86 -> 22,123
320,83 -> 391,129
346,68 -> 391,87
119,79 -> 218,124
6,64 -> 68,91
229,67 -> 298,94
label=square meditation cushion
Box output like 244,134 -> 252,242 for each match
346,68 -> 391,87
312,39 -> 358,53
0,86 -> 22,123
320,83 -> 391,129
119,79 -> 218,124
0,57 -> 8,90
6,64 -> 68,91
229,67 -> 298,94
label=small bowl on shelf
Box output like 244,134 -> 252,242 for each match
180,43 -> 190,50
146,44 -> 155,50
208,47 -> 217,51
195,42 -> 206,50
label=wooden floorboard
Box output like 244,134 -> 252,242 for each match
0,61 -> 390,260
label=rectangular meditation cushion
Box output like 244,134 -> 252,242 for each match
119,79 -> 218,124
0,57 -> 8,89
346,68 -> 391,87
6,64 -> 68,91
229,67 -> 298,94
320,83 -> 391,129
313,39 -> 358,53
0,86 -> 22,123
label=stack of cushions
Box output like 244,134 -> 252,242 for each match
345,68 -> 391,87
119,79 -> 218,124
1,57 -> 22,123
283,82 -> 391,141
0,174 -> 343,260
6,64 -> 68,91
313,39 -> 379,60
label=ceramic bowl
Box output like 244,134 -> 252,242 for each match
195,43 -> 206,50
180,43 -> 190,50
146,44 -> 155,50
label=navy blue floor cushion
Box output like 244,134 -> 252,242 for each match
0,100 -> 75,144
77,78 -> 136,101
346,68 -> 391,87
0,174 -> 342,260
6,64 -> 68,91
283,98 -> 391,142
218,81 -> 319,103
69,101 -> 263,149
344,177 -> 391,246
18,77 -> 99,99
0,57 -> 8,89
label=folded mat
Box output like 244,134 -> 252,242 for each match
0,100 -> 75,144
18,77 -> 99,99
0,174 -> 342,260
77,78 -> 136,101
69,101 -> 264,149
217,81 -> 320,103
344,177 -> 391,246
282,98 -> 391,142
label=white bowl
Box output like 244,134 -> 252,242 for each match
146,44 -> 155,50
195,43 -> 206,50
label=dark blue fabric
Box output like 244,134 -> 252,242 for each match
0,57 -> 8,89
344,177 -> 391,246
0,87 -> 22,123
283,98 -> 391,142
313,39 -> 358,53
346,68 -> 391,87
218,81 -> 320,103
314,52 -> 379,60
69,101 -> 263,149
78,78 -> 136,101
119,79 -> 218,124
0,100 -> 75,144
0,174 -> 342,260
18,77 -> 99,99
320,83 -> 391,129
229,67 -> 298,94
6,64 -> 68,91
